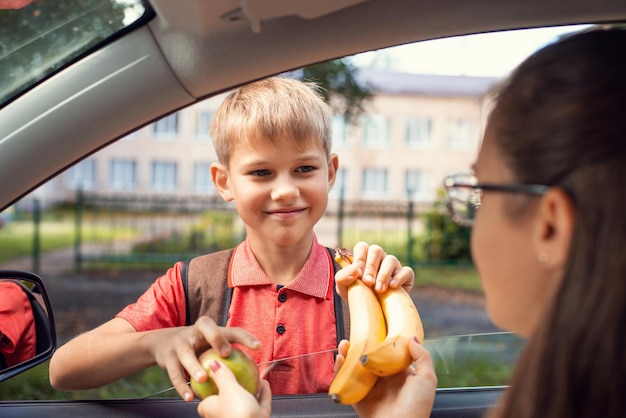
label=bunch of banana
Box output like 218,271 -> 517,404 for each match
328,247 -> 424,404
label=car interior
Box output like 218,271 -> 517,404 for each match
1,0 -> 626,417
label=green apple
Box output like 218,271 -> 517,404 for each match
190,347 -> 260,399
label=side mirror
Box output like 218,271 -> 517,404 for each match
0,270 -> 56,383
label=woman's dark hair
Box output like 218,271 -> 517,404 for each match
488,27 -> 626,418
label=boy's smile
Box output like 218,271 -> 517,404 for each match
265,207 -> 307,219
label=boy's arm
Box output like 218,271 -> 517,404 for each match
49,317 -> 163,391
49,316 -> 260,402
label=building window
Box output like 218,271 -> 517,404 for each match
151,161 -> 177,192
66,159 -> 96,191
196,111 -> 214,142
362,168 -> 388,200
405,169 -> 433,201
362,115 -> 389,149
152,113 -> 179,139
406,117 -> 432,150
110,159 -> 136,191
194,162 -> 216,194
329,168 -> 347,199
447,119 -> 478,151
332,114 -> 348,148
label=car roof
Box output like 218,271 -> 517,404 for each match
1,0 -> 625,211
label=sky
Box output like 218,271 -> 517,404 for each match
351,25 -> 591,78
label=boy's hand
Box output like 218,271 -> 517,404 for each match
335,241 -> 415,299
196,359 -> 272,418
151,316 -> 261,402
334,337 -> 437,418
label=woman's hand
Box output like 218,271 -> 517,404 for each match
334,337 -> 437,418
151,316 -> 261,401
196,359 -> 272,418
335,242 -> 415,298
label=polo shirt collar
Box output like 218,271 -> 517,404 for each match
229,235 -> 331,299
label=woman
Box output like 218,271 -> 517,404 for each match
444,27 -> 626,418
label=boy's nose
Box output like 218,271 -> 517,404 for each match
271,176 -> 300,201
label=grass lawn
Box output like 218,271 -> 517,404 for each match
413,263 -> 482,294
0,220 -> 137,264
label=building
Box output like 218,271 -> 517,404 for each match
28,70 -> 500,208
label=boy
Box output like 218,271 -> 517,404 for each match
49,77 -> 414,401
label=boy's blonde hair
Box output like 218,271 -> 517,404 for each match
210,77 -> 332,164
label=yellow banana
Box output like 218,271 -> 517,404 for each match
360,286 -> 424,376
328,249 -> 386,404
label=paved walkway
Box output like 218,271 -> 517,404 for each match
0,243 -> 105,277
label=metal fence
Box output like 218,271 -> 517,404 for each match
18,190 -> 471,273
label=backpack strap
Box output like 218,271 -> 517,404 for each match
327,247 -> 351,342
182,248 -> 234,326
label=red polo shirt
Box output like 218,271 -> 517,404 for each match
117,236 -> 338,394
0,281 -> 36,368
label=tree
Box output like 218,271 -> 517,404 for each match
298,58 -> 373,124
0,0 -> 134,104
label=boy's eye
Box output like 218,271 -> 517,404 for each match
250,169 -> 271,177
296,165 -> 316,173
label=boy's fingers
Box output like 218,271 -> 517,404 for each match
363,244 -> 386,288
383,264 -> 414,291
221,327 -> 262,351
195,316 -> 232,357
166,363 -> 195,401
351,241 -> 372,283
334,265 -> 360,299
352,241 -> 370,263
195,318 -> 260,353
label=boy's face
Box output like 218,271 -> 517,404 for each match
211,135 -> 338,248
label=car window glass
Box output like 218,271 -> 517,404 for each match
0,0 -> 147,106
0,23 -> 591,400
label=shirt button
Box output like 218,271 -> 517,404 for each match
276,324 -> 286,334
278,293 -> 287,302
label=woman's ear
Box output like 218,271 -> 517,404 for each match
211,163 -> 234,202
533,188 -> 576,270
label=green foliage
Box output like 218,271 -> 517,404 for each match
299,59 -> 373,124
0,362 -> 172,400
419,190 -> 472,262
0,0 -> 135,103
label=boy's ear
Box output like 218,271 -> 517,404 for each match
211,163 -> 234,202
533,187 -> 575,271
327,153 -> 339,189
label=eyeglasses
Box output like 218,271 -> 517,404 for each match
443,173 -> 549,227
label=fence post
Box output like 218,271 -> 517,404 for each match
407,198 -> 414,268
74,188 -> 83,272
32,199 -> 41,274
337,187 -> 345,248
